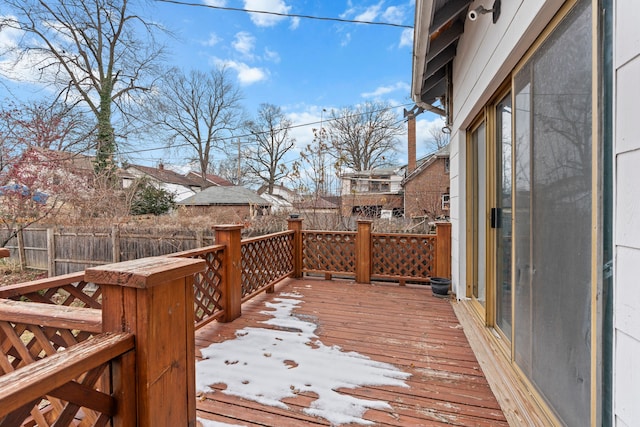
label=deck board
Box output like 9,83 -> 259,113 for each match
195,278 -> 508,426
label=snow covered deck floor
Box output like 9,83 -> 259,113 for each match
194,278 -> 508,427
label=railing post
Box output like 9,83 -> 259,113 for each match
85,256 -> 206,427
288,216 -> 303,278
435,222 -> 452,278
356,220 -> 372,284
214,224 -> 244,323
46,227 -> 55,277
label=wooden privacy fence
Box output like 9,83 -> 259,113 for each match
1,225 -> 215,276
0,219 -> 451,425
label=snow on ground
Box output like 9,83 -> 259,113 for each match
196,291 -> 411,426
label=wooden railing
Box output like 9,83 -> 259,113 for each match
291,219 -> 451,284
0,272 -> 102,308
0,220 -> 451,425
241,230 -> 294,300
1,256 -> 205,426
171,244 -> 227,329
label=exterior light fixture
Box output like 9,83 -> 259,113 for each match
468,0 -> 501,23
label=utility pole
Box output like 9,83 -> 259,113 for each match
237,138 -> 241,185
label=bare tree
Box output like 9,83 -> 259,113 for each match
151,68 -> 244,187
327,101 -> 403,171
0,0 -> 167,175
424,119 -> 449,153
244,104 -> 296,194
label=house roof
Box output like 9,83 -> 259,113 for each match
186,171 -> 234,187
257,184 -> 300,202
412,0 -> 475,114
127,164 -> 200,187
341,166 -> 403,178
177,186 -> 271,206
403,144 -> 450,184
294,196 -> 339,210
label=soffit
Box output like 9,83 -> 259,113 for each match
413,0 -> 472,109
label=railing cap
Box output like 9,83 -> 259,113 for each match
85,256 -> 205,289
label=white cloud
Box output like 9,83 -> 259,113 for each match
244,0 -> 291,28
203,32 -> 221,47
381,5 -> 405,24
361,82 -> 410,99
289,16 -> 300,30
354,2 -> 383,22
203,0 -> 227,6
263,47 -> 280,63
340,32 -> 352,47
232,31 -> 255,57
196,293 -> 410,426
213,58 -> 268,85
399,28 -> 413,48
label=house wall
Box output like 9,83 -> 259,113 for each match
403,158 -> 449,220
447,0 -> 564,297
613,1 -> 640,424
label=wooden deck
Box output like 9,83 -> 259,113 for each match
194,278 -> 508,426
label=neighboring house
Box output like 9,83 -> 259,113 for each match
403,145 -> 450,221
176,186 -> 271,223
412,0 -> 629,425
123,164 -> 202,202
339,167 -> 405,218
257,184 -> 297,213
258,192 -> 293,213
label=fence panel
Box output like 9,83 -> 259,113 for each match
171,245 -> 226,329
372,233 -> 436,283
241,231 -> 294,300
302,231 -> 356,276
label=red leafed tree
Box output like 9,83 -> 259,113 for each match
0,100 -> 92,167
1,149 -> 90,247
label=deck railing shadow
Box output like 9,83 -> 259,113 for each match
0,219 -> 450,426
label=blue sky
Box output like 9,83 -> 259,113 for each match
0,0 -> 443,169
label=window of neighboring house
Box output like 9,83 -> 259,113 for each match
350,178 -> 368,193
444,158 -> 450,173
370,179 -> 390,192
441,193 -> 450,210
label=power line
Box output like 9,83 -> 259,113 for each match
154,0 -> 414,29
115,102 -> 415,158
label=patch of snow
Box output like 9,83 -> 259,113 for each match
196,292 -> 410,426
197,418 -> 247,427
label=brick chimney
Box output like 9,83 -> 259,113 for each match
407,112 -> 417,174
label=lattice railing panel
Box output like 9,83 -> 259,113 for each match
0,321 -> 95,375
372,233 -> 436,281
302,231 -> 356,275
0,331 -> 133,427
173,246 -> 225,328
0,273 -> 102,309
241,231 -> 294,299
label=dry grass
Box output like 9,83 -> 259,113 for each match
0,258 -> 47,287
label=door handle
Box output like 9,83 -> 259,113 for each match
491,207 -> 501,228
